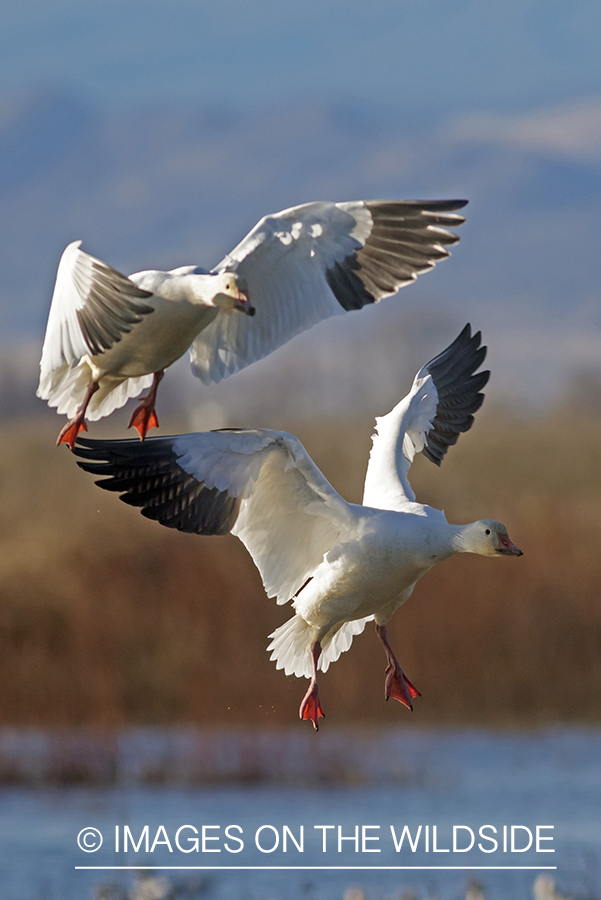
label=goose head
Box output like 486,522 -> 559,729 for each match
211,273 -> 255,315
453,520 -> 523,557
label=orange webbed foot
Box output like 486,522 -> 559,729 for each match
299,685 -> 325,731
57,418 -> 88,450
404,674 -> 421,699
385,666 -> 419,711
128,404 -> 159,440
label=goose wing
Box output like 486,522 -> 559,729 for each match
38,241 -> 154,398
74,429 -> 356,606
362,324 -> 490,509
190,199 -> 466,384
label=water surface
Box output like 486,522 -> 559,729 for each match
0,727 -> 599,900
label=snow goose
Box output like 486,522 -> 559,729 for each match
38,198 -> 466,448
73,324 -> 522,729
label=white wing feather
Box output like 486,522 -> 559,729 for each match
38,241 -> 153,400
190,202 -> 356,384
362,371 -> 439,511
362,324 -> 488,511
38,242 -> 98,392
173,429 -> 357,604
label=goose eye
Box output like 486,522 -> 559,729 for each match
485,529 -> 491,535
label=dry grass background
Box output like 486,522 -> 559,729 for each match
1,407 -> 601,729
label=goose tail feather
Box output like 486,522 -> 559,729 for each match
267,615 -> 372,679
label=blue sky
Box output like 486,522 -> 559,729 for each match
2,0 -> 601,410
2,0 -> 601,114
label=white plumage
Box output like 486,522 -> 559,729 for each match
75,324 -> 522,729
38,199 -> 466,446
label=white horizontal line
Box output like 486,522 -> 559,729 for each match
75,866 -> 558,871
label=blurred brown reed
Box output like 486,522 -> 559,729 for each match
1,408 -> 600,728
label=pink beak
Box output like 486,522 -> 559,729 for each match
496,533 -> 523,556
234,290 -> 255,316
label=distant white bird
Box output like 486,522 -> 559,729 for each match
533,875 -> 572,900
74,324 -> 522,729
128,873 -> 171,900
465,880 -> 486,900
38,198 -> 466,448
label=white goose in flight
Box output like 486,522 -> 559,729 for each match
38,198 -> 466,448
74,324 -> 522,729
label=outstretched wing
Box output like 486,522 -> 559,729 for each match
190,199 -> 466,384
362,324 -> 489,510
74,429 -> 356,605
38,242 -> 154,398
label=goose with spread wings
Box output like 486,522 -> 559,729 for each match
38,198 -> 467,449
74,324 -> 522,729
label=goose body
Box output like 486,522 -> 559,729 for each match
74,324 -> 522,728
293,505 -> 452,631
51,279 -> 219,408
81,277 -> 220,380
38,198 -> 466,446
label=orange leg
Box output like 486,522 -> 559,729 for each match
299,640 -> 325,731
57,380 -> 99,450
375,623 -> 420,711
128,370 -> 164,440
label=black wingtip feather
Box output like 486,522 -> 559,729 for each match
326,199 -> 467,310
73,436 -> 240,536
325,258 -> 375,311
422,324 -> 488,466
